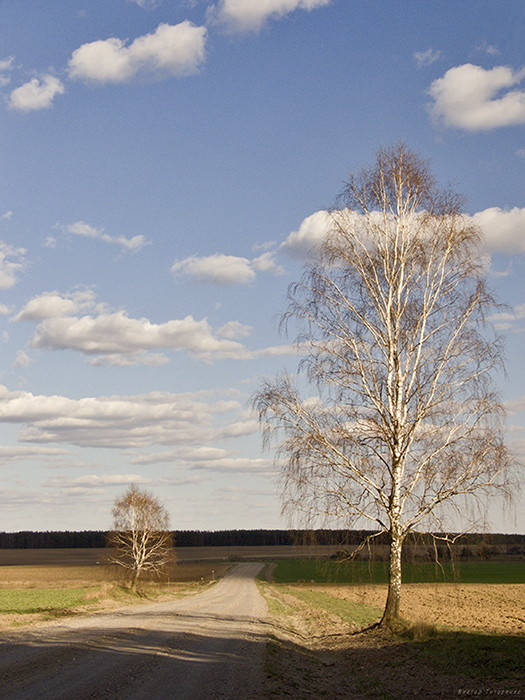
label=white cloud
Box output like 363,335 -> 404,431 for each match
414,48 -> 441,68
488,303 -> 525,332
68,21 -> 207,83
9,75 -> 65,111
280,205 -> 525,262
14,350 -> 32,368
251,251 -> 285,274
0,445 -> 73,462
428,63 -> 525,131
171,251 -> 283,284
208,0 -> 331,32
66,221 -> 148,251
130,444 -> 274,474
217,321 -> 252,339
13,289 -> 98,322
256,343 -> 298,357
128,0 -> 159,7
14,294 -> 252,364
2,211 -> 13,220
13,289 -> 289,364
0,385 -> 242,449
472,207 -> 525,254
0,242 -> 26,289
0,57 -> 14,71
172,253 -> 256,284
279,210 -> 331,259
0,57 -> 13,87
48,473 -> 151,488
28,312 -> 252,363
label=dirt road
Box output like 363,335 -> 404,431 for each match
0,563 -> 269,700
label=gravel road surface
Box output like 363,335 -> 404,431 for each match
0,562 -> 269,700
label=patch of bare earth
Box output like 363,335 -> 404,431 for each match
314,582 -> 525,636
262,583 -> 525,699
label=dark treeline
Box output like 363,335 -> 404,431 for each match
0,529 -> 523,550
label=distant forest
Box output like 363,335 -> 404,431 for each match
0,529 -> 523,549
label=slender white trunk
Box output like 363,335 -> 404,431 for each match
381,524 -> 403,625
381,457 -> 404,626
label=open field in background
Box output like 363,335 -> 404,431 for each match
270,558 -> 525,585
0,545 -> 350,567
0,547 -> 523,634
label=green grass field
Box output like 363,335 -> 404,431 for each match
0,588 -> 94,615
271,558 -> 525,584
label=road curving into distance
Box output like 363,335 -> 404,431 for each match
0,562 -> 269,700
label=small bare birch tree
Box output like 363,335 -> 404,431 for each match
108,484 -> 173,591
253,143 -> 515,627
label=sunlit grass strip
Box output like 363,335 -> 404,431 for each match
277,585 -> 381,627
272,559 -> 525,584
0,588 -> 94,614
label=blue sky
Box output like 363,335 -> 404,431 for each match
0,0 -> 524,533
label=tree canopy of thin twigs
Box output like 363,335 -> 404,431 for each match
108,484 -> 173,591
253,143 -> 516,626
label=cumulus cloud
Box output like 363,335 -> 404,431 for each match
217,321 -> 252,339
29,311 -> 253,364
13,289 -> 291,364
208,0 -> 331,32
0,385 -> 242,449
66,221 -> 147,251
68,21 -> 207,83
279,210 -> 331,259
14,290 -> 252,364
428,63 -> 525,131
171,251 -> 283,284
472,207 -> 525,254
9,75 -> 65,111
280,205 -> 525,262
13,289 -> 99,322
414,48 -> 441,68
0,242 -> 26,289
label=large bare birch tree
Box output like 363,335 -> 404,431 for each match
108,484 -> 173,591
254,144 -> 514,626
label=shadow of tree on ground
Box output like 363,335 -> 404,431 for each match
265,626 -> 525,699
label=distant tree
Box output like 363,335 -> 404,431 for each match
108,484 -> 173,590
253,143 -> 516,627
